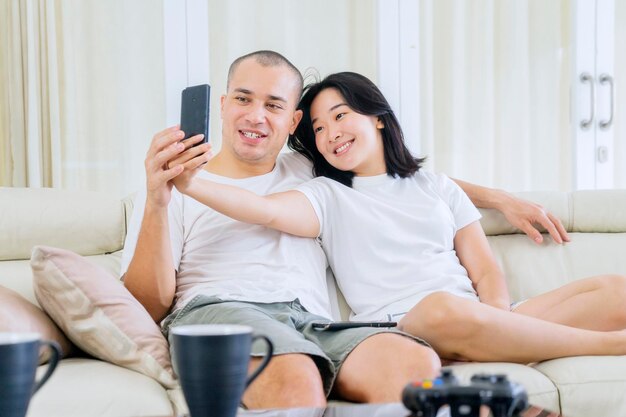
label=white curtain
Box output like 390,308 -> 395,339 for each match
4,1 -> 616,195
417,1 -> 573,191
0,0 -> 166,197
1,0 -> 377,195
0,0 -> 62,188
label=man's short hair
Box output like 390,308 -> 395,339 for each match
227,50 -> 304,99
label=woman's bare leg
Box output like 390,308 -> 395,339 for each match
399,291 -> 626,363
513,275 -> 626,330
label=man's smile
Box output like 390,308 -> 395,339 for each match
239,129 -> 268,143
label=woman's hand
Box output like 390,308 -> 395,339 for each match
497,193 -> 570,245
453,178 -> 570,245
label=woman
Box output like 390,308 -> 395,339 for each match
172,72 -> 626,363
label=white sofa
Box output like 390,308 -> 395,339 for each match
1,186 -> 626,417
0,187 -> 175,417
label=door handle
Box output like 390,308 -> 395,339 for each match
580,72 -> 595,130
598,74 -> 614,130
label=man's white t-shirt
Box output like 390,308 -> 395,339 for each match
120,153 -> 332,319
296,170 -> 481,322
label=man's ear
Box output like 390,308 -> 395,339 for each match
289,109 -> 304,134
220,95 -> 226,118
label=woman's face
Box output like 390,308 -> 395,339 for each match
309,88 -> 387,177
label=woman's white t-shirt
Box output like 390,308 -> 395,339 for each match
297,171 -> 481,322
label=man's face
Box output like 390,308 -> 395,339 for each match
220,59 -> 302,167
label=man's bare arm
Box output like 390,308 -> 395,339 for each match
124,127 -> 210,322
124,203 -> 177,322
452,178 -> 570,245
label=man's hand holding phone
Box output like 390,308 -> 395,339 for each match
144,84 -> 212,206
144,127 -> 211,205
144,126 -> 188,208
169,134 -> 212,194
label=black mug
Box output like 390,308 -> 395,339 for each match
0,333 -> 62,417
171,324 -> 274,417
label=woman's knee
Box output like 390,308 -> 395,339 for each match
598,275 -> 626,324
598,274 -> 626,293
401,292 -> 478,336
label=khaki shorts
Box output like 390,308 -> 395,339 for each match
163,295 -> 428,395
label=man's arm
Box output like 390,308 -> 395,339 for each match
123,127 -> 210,322
124,202 -> 177,322
453,178 -> 570,245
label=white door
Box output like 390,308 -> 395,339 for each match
573,0 -> 616,189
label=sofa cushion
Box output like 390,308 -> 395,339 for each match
0,285 -> 73,362
445,362 -> 560,413
30,358 -> 173,417
534,356 -> 626,417
30,246 -> 177,389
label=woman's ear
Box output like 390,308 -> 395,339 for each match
376,118 -> 385,129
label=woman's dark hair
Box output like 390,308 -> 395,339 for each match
288,72 -> 425,187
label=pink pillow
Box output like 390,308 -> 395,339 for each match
30,246 -> 177,389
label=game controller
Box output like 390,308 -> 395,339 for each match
402,369 -> 528,417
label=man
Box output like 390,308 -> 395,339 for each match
122,50 -> 569,409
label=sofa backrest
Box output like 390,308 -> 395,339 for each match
0,187 -> 132,306
2,187 -> 625,317
479,190 -> 626,303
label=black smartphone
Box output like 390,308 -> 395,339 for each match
180,84 -> 211,145
311,321 -> 397,331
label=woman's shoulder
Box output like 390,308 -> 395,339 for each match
407,170 -> 462,200
303,175 -> 348,191
409,169 -> 443,186
297,176 -> 355,203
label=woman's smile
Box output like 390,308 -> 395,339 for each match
334,139 -> 355,155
